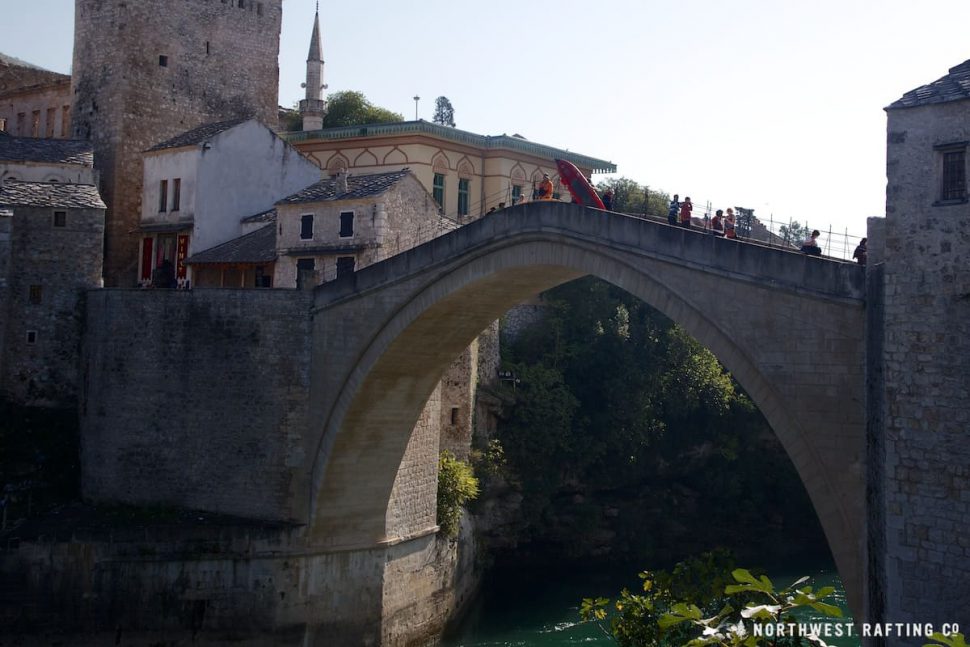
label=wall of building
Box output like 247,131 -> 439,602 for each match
141,147 -> 200,230
297,138 -> 566,220
0,82 -> 72,138
81,289 -> 313,523
0,160 -> 96,186
72,0 -> 283,286
878,100 -> 970,624
0,205 -> 104,407
194,121 -> 319,254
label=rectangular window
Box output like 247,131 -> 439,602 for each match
159,180 -> 168,212
28,285 -> 42,304
45,107 -> 56,138
941,149 -> 967,202
256,2 -> 263,15
296,258 -> 315,289
26,331 -> 37,345
61,105 -> 70,137
300,214 -> 314,240
53,211 -> 67,227
339,211 -> 354,238
16,112 -> 25,135
433,173 -> 445,208
159,55 -> 168,67
31,110 -> 40,137
458,178 -> 470,216
512,184 -> 523,204
172,178 -> 181,211
336,256 -> 355,278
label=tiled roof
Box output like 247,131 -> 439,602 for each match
147,117 -> 252,152
279,169 -> 411,204
888,59 -> 970,110
0,135 -> 94,166
0,52 -> 54,72
0,180 -> 105,209
241,207 -> 277,224
184,224 -> 276,265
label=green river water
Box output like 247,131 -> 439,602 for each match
441,560 -> 857,647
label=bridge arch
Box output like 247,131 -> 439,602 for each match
306,202 -> 866,612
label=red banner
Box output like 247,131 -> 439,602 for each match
140,238 -> 154,282
176,235 -> 189,279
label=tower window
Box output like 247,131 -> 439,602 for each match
159,55 -> 168,67
29,285 -> 43,304
940,147 -> 967,203
26,331 -> 37,345
300,214 -> 314,240
238,0 -> 245,7
205,41 -> 210,55
339,211 -> 354,238
256,2 -> 263,15
53,211 -> 67,227
450,407 -> 459,425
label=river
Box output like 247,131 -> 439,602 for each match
441,559 -> 856,647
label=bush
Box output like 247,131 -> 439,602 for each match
437,451 -> 479,539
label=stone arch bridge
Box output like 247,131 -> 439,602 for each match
79,202 -> 867,643
307,202 -> 866,599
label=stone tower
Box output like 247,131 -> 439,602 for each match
71,0 -> 283,286
299,3 -> 328,131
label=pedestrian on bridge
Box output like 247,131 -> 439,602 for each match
668,194 -> 680,225
800,230 -> 822,255
711,209 -> 725,236
679,196 -> 693,229
724,208 -> 737,239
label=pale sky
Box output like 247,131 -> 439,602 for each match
3,0 -> 969,238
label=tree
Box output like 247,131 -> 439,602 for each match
433,96 -> 456,127
321,91 -> 404,128
778,221 -> 813,248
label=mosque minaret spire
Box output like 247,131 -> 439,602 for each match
299,2 -> 328,131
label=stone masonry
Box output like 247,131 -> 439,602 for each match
71,0 -> 282,286
874,65 -> 970,628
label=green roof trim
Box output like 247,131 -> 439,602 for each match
282,120 -> 617,174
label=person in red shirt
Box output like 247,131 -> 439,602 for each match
679,196 -> 693,229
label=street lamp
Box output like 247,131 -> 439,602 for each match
413,95 -> 420,120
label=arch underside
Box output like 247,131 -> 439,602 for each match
308,223 -> 866,613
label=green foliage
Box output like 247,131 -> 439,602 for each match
432,96 -> 456,127
437,451 -> 479,539
321,91 -> 404,128
778,221 -> 813,247
926,632 -> 968,647
580,552 -> 843,647
495,276 -> 823,563
595,178 -> 671,216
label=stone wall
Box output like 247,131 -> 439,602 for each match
0,205 -> 104,406
72,0 -> 283,285
81,289 -> 312,523
878,100 -> 970,625
1,514 -> 470,646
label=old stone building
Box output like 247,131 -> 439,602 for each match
71,0 -> 284,286
139,118 -> 319,287
872,57 -> 970,626
0,52 -> 72,139
0,181 -> 104,407
273,169 -> 449,287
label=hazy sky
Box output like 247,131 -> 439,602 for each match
3,0 -> 969,237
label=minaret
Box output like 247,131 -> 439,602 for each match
300,3 -> 328,131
